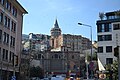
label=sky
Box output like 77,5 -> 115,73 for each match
18,0 -> 120,41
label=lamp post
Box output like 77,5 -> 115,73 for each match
28,39 -> 31,80
78,22 -> 93,79
78,23 -> 92,61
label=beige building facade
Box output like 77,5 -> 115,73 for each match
0,0 -> 27,80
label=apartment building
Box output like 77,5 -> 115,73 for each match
29,33 -> 51,51
96,10 -> 120,70
0,0 -> 27,79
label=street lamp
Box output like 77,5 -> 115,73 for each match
78,22 -> 93,79
78,22 -> 92,61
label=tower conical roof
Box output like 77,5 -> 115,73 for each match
50,18 -> 61,38
54,19 -> 59,28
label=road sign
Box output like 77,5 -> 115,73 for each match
11,76 -> 16,80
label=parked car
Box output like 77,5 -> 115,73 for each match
30,77 -> 40,80
43,78 -> 49,80
51,75 -> 65,80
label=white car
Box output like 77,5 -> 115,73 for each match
31,77 -> 40,80
51,76 -> 65,80
43,78 -> 49,80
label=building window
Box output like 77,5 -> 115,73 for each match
13,22 -> 16,32
109,24 -> 112,32
11,21 -> 16,32
2,49 -> 5,60
104,23 -> 112,32
73,65 -> 77,69
4,16 -> 7,27
0,12 -> 3,23
101,24 -> 104,32
10,36 -> 12,46
2,49 -> 8,61
6,33 -> 9,44
98,35 -> 103,41
72,55 -> 74,59
55,54 -> 58,59
9,51 -> 14,62
0,30 -> 2,42
0,0 -> 4,5
97,23 -> 112,33
5,50 -> 8,60
97,24 -> 102,33
113,23 -> 120,30
6,0 -> 9,9
98,35 -> 112,41
13,37 -> 15,46
106,58 -> 113,64
108,15 -> 116,20
0,47 -> 1,60
8,18 -> 10,29
3,32 -> 6,43
4,16 -> 10,29
52,54 -> 60,59
97,24 -> 104,32
67,64 -> 70,69
105,35 -> 112,41
12,6 -> 17,17
98,47 -> 103,53
11,21 -> 14,31
52,39 -> 54,47
106,46 -> 112,52
3,32 -> 9,44
10,36 -> 15,47
6,0 -> 11,11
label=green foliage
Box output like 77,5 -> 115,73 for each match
86,53 -> 97,61
99,12 -> 104,20
86,53 -> 91,61
92,53 -> 97,60
112,60 -> 118,80
30,66 -> 44,78
105,60 -> 118,80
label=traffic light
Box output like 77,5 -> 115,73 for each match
114,46 -> 119,57
12,54 -> 14,66
15,56 -> 18,66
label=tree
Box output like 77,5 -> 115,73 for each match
30,66 -> 44,78
86,53 -> 91,62
105,60 -> 118,80
99,12 -> 104,20
114,10 -> 120,18
112,60 -> 118,80
92,53 -> 97,60
86,53 -> 97,61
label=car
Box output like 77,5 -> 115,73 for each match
31,77 -> 40,80
51,76 -> 65,80
43,78 -> 49,80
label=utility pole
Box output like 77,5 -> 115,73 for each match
28,39 -> 32,80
